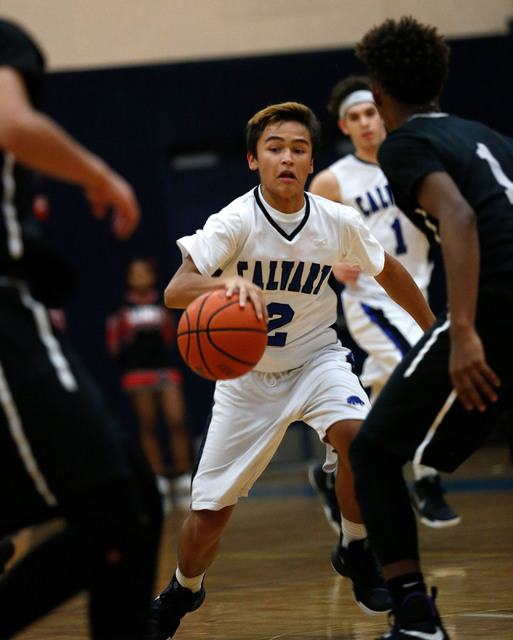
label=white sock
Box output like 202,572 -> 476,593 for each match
341,518 -> 366,548
413,463 -> 438,481
176,565 -> 204,593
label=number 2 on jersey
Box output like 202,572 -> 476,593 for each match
266,302 -> 295,346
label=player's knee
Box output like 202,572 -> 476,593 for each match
350,431 -> 402,488
189,506 -> 234,542
326,419 -> 362,457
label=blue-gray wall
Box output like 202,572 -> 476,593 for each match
38,29 -> 513,439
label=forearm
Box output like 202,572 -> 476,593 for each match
375,255 -> 435,331
164,269 -> 219,310
164,256 -> 268,321
3,108 -> 111,189
385,280 -> 434,332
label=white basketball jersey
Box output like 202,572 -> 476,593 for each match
329,154 -> 432,301
177,186 -> 384,373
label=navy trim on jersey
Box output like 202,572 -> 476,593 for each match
361,303 -> 412,356
253,186 -> 310,241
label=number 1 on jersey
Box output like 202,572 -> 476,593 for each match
391,217 -> 407,255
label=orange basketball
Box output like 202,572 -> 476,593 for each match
177,289 -> 268,380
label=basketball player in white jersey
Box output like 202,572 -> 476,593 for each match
147,102 -> 436,639
308,76 -> 459,533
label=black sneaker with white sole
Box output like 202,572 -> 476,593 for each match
331,538 -> 392,615
375,588 -> 450,639
147,574 -> 205,640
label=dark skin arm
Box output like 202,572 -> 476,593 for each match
416,171 -> 500,411
0,67 -> 140,239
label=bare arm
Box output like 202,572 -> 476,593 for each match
0,67 -> 139,239
309,169 -> 342,202
416,171 -> 500,411
164,255 -> 268,321
375,252 -> 435,332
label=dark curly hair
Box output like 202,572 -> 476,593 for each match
327,75 -> 371,119
355,16 -> 450,105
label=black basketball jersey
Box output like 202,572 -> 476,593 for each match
0,20 -> 75,305
378,113 -> 513,290
0,20 -> 44,264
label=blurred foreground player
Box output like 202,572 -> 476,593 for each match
0,19 -> 162,639
350,16 -> 513,639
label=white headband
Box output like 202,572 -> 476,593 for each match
338,90 -> 375,120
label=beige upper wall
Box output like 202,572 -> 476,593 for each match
1,0 -> 512,71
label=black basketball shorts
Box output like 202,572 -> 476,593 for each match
0,281 -> 132,535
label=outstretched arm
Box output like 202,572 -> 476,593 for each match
416,171 -> 500,411
374,252 -> 436,332
0,67 -> 139,239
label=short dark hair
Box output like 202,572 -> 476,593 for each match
355,16 -> 450,105
327,76 -> 371,119
246,102 -> 322,158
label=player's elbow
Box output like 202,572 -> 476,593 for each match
164,281 -> 187,309
163,284 -> 176,309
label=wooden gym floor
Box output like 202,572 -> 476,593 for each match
11,440 -> 513,639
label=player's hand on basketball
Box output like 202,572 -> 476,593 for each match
223,277 -> 268,323
84,168 -> 141,240
449,327 -> 500,411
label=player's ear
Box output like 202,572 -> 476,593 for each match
338,118 -> 350,136
247,151 -> 259,171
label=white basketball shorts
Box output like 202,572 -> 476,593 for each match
342,294 -> 423,399
191,342 -> 371,510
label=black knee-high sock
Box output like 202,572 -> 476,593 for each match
388,572 -> 427,607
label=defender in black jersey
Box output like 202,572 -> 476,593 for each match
350,16 -> 513,640
0,19 -> 161,638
